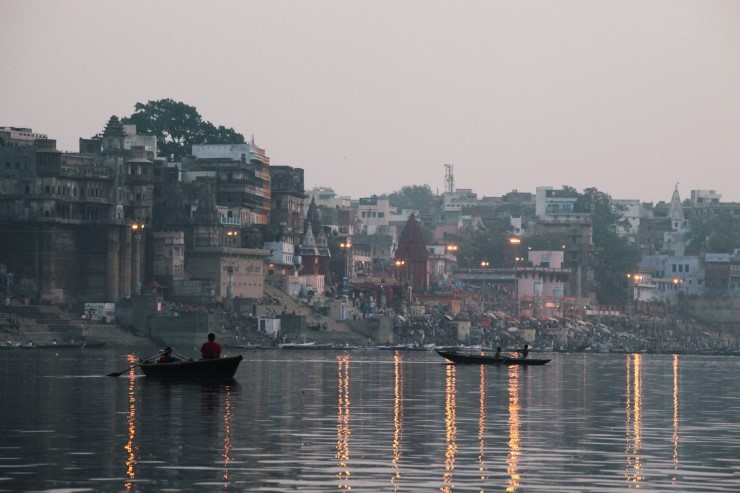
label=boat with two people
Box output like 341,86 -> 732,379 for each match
436,349 -> 551,366
108,350 -> 243,380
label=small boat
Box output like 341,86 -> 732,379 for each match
377,344 -> 427,351
139,355 -> 243,379
280,342 -> 335,350
436,350 -> 551,366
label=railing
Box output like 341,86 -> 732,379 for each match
219,216 -> 241,226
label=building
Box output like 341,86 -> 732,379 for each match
0,117 -> 155,303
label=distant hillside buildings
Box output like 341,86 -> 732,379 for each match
1,122 -> 738,318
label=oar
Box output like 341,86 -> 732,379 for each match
107,350 -> 166,377
174,351 -> 194,362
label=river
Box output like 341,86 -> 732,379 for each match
1,347 -> 739,492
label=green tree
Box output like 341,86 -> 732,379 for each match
576,187 -> 640,306
387,185 -> 438,214
122,99 -> 245,161
686,212 -> 740,254
453,218 -> 516,268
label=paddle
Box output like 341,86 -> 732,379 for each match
174,351 -> 194,362
107,350 -> 167,377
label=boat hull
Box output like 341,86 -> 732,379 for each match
280,343 -> 335,350
140,355 -> 243,379
436,350 -> 550,366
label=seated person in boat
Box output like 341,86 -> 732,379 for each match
513,344 -> 529,359
494,347 -> 503,359
200,333 -> 222,359
158,346 -> 180,363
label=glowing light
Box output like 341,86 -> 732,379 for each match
391,352 -> 403,490
441,364 -> 457,493
123,353 -> 138,490
478,365 -> 488,481
672,355 -> 680,484
336,355 -> 351,491
625,354 -> 644,486
222,384 -> 233,483
506,366 -> 521,492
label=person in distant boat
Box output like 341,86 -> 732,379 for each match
200,333 -> 222,359
514,344 -> 529,359
158,346 -> 179,363
494,347 -> 503,359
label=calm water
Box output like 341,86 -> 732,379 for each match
1,348 -> 740,492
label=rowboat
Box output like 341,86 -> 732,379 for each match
436,350 -> 551,366
139,355 -> 243,379
280,342 -> 335,350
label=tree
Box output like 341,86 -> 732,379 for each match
122,99 -> 245,161
453,218 -> 516,268
576,187 -> 640,306
686,212 -> 740,254
387,185 -> 438,214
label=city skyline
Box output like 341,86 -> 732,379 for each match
2,1 -> 740,203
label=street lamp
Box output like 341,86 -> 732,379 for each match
626,273 -> 644,313
338,238 -> 352,295
672,277 -> 684,306
131,222 -> 145,295
224,230 -> 239,299
509,237 -> 521,317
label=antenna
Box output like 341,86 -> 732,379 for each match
444,164 -> 454,194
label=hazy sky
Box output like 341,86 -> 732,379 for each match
2,1 -> 740,203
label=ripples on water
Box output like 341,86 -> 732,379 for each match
1,349 -> 740,492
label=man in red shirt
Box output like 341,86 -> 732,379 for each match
200,332 -> 222,359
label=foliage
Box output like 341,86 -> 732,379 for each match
387,185 -> 438,214
686,212 -> 740,254
575,187 -> 640,305
452,218 -> 517,268
122,99 -> 245,161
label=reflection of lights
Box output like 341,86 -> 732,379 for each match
506,366 -> 521,492
391,352 -> 403,490
222,383 -> 233,483
625,354 -> 644,486
478,365 -> 488,481
336,355 -> 351,492
124,354 -> 138,490
672,355 -> 680,483
442,364 -> 457,493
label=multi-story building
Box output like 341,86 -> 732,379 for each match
355,196 -> 390,235
188,138 -> 271,226
0,116 -> 155,303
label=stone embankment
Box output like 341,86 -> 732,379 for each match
1,303 -> 154,348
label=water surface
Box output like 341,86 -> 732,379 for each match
1,348 -> 739,492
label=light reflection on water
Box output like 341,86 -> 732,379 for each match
1,349 -> 740,491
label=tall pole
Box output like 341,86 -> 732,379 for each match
225,230 -> 238,299
509,237 -> 521,318
131,223 -> 144,296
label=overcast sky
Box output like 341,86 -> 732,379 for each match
2,0 -> 740,204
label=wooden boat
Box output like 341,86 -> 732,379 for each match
280,342 -> 335,350
377,344 -> 427,351
139,355 -> 243,379
436,350 -> 551,366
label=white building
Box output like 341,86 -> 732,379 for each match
638,254 -> 702,301
355,197 -> 390,235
